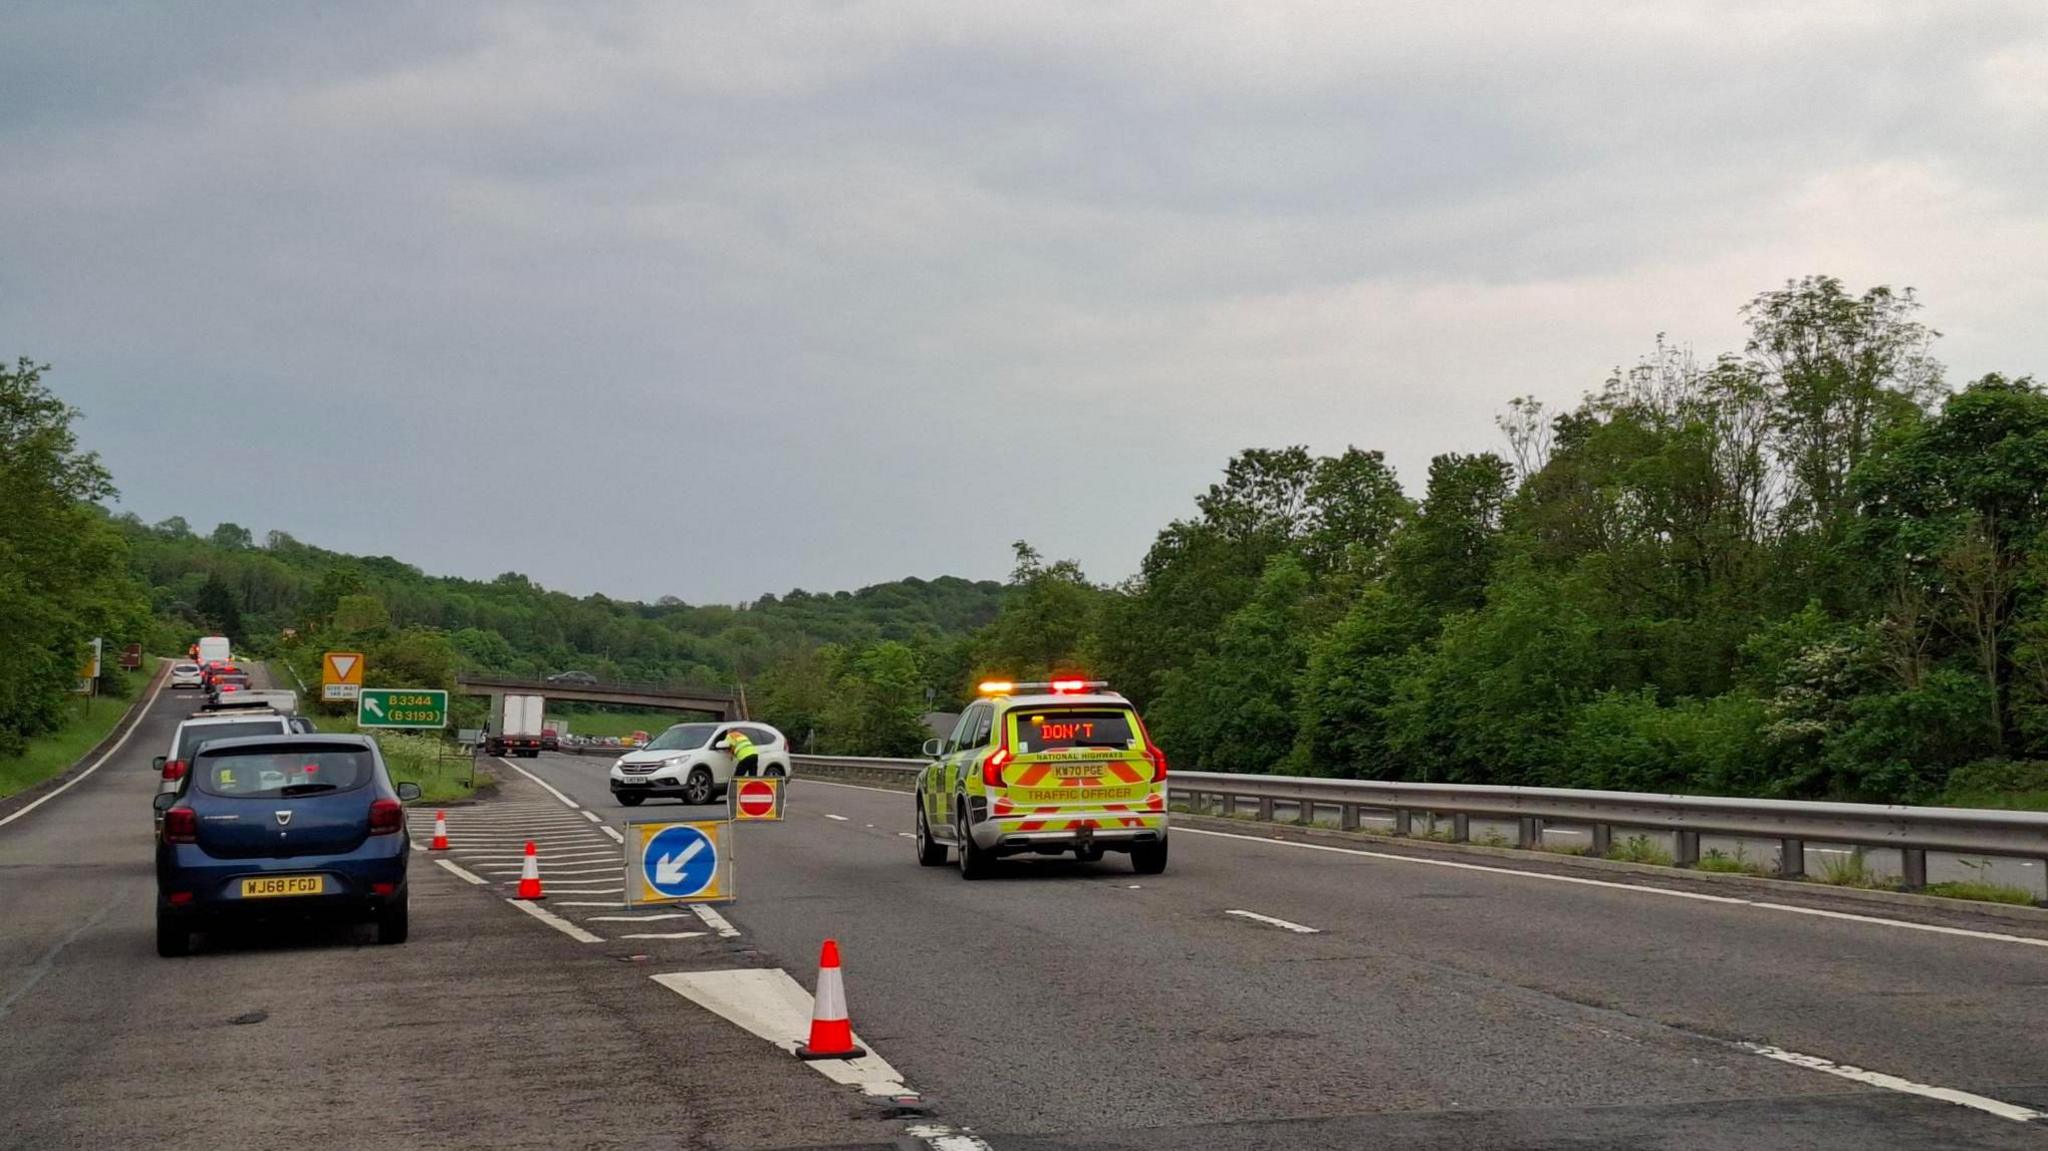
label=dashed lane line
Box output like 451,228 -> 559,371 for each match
1224,909 -> 1321,934
600,825 -> 625,843
434,859 -> 488,886
824,814 -> 850,822
1179,827 -> 2048,951
587,913 -> 696,922
507,899 -> 604,943
1739,1043 -> 2043,1123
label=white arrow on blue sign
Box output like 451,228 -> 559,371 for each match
642,824 -> 718,899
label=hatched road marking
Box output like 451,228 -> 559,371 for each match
434,859 -> 488,886
507,899 -> 604,943
692,905 -> 741,938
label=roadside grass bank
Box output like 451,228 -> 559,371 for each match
0,664 -> 147,800
306,710 -> 486,803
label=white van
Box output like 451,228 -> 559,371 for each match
196,636 -> 232,664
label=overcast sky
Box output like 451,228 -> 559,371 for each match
6,3 -> 2045,604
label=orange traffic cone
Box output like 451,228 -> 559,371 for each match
514,840 -> 545,900
429,810 -> 449,852
796,939 -> 864,1060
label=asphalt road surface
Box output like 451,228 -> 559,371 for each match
0,680 -> 911,1151
7,679 -> 2048,1149
511,748 -> 2048,1149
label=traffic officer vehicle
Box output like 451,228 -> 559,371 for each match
914,679 -> 1168,878
609,721 -> 790,806
154,734 -> 418,956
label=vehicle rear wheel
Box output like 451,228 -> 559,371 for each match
615,792 -> 645,807
376,897 -> 410,945
682,767 -> 714,806
1131,839 -> 1168,875
155,910 -> 190,958
956,806 -> 993,880
915,802 -> 948,866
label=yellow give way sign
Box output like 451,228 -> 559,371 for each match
322,651 -> 365,701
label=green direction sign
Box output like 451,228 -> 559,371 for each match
357,688 -> 449,729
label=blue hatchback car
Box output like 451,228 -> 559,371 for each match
154,734 -> 419,957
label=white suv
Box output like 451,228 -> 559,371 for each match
155,713 -> 296,801
609,722 -> 791,807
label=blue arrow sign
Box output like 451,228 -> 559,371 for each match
642,824 -> 718,899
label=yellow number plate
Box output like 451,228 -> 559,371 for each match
240,875 -> 324,898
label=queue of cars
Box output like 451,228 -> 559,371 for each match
152,664 -> 409,957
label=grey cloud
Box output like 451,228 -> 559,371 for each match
4,2 -> 2045,603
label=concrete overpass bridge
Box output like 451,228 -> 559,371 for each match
454,675 -> 743,721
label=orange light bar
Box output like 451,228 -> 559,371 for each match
977,680 -> 1016,695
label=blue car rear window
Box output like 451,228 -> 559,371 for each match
194,748 -> 375,798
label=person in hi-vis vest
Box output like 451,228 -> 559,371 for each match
724,728 -> 758,776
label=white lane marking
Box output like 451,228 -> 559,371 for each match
906,1124 -> 996,1151
1739,1043 -> 2044,1123
897,832 -> 915,839
1,664 -> 170,830
502,884 -> 623,893
486,867 -> 623,877
1179,828 -> 2048,951
618,932 -> 707,940
825,814 -> 850,822
460,850 -> 618,861
650,969 -> 911,1096
554,900 -> 629,907
434,859 -> 488,886
691,905 -> 741,938
600,825 -> 625,843
498,757 -> 581,809
582,810 -> 604,823
793,778 -> 912,796
586,913 -> 697,922
1225,909 -> 1322,934
506,898 -> 604,943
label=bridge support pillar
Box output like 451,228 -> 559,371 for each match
1900,847 -> 1927,891
1391,807 -> 1411,837
1674,830 -> 1700,868
1590,823 -> 1612,858
1777,838 -> 1805,879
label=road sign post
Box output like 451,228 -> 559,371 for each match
357,688 -> 449,729
322,651 -> 365,702
730,776 -> 785,822
625,820 -> 733,906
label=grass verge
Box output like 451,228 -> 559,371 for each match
1921,880 -> 2039,906
304,711 -> 482,803
1606,833 -> 1675,867
0,667 -> 146,800
1696,847 -> 1772,877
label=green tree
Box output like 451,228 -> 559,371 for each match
974,542 -> 1102,682
1150,555 -> 1312,773
821,642 -> 928,755
332,593 -> 392,633
1387,452 -> 1515,617
0,358 -> 149,754
209,522 -> 254,550
194,573 -> 245,641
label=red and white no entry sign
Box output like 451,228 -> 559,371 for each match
734,777 -> 782,821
